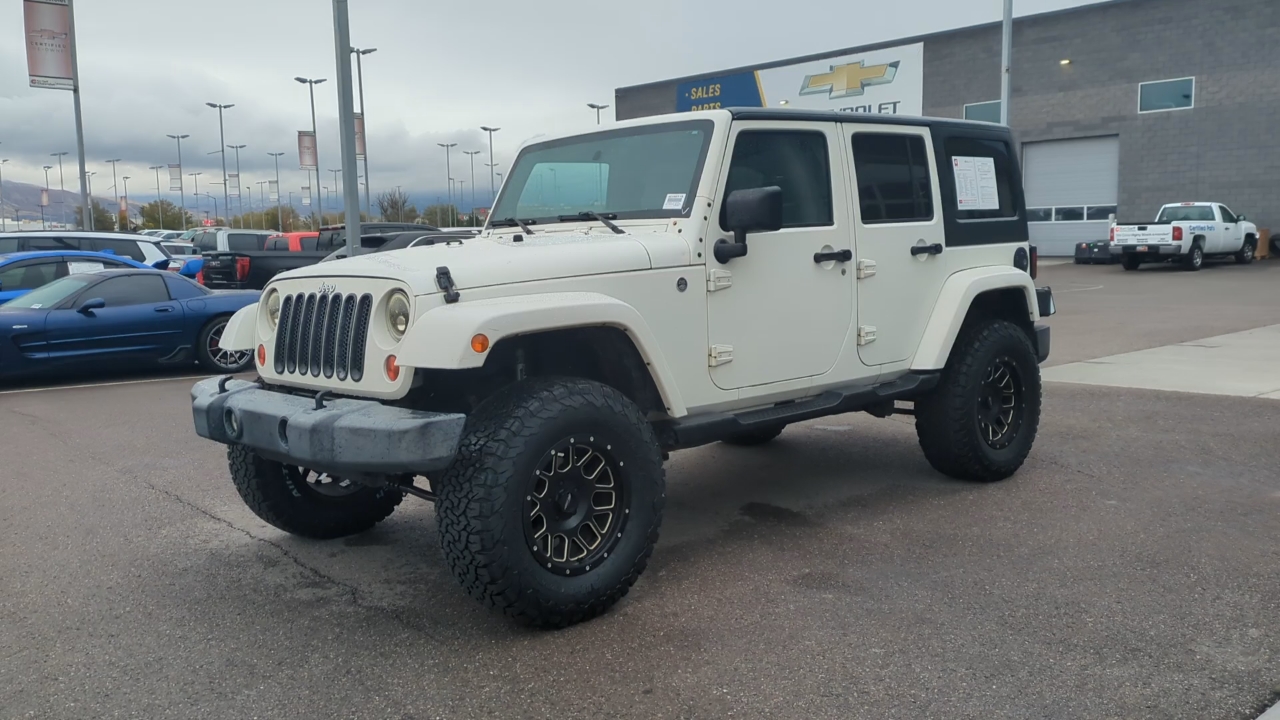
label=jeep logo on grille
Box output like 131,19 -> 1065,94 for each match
317,283 -> 337,295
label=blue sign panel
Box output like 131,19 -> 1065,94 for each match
676,72 -> 763,112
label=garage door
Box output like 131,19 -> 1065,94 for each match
1023,136 -> 1119,256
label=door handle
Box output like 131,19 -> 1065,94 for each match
154,306 -> 175,313
910,243 -> 944,256
813,249 -> 853,264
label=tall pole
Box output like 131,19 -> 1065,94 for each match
295,77 -> 327,228
189,173 -> 202,222
269,152 -> 285,231
106,159 -> 121,205
352,47 -> 377,218
331,0 -> 362,256
51,152 -> 68,226
1000,0 -> 1013,126
463,150 -> 480,225
121,176 -> 131,227
168,134 -> 190,230
42,166 -> 52,230
68,0 -> 91,231
437,142 -> 456,226
330,168 -> 341,198
228,144 -> 246,227
0,158 -> 8,232
480,126 -> 500,206
149,165 -> 165,228
207,103 -> 234,229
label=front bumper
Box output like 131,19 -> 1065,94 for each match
191,377 -> 466,476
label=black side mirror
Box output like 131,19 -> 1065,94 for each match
716,186 -> 783,263
77,297 -> 106,315
1238,215 -> 1247,221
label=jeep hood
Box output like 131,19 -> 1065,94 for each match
274,233 -> 655,295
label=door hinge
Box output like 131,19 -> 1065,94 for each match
856,259 -> 877,279
857,326 -> 877,346
707,269 -> 732,292
708,344 -> 734,367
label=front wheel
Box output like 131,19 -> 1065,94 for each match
1236,239 -> 1256,265
435,377 -> 665,628
915,320 -> 1042,482
197,316 -> 253,373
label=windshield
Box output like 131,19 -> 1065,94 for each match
489,120 -> 714,225
1,274 -> 96,310
1157,206 -> 1215,222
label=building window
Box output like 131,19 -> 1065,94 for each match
851,133 -> 934,224
963,100 -> 1002,124
1054,207 -> 1085,222
1139,77 -> 1194,113
1085,205 -> 1117,221
1027,208 -> 1053,223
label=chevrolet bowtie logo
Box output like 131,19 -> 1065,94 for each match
800,61 -> 900,100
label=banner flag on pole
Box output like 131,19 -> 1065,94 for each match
119,196 -> 127,213
24,0 -> 74,90
228,173 -> 240,198
298,131 -> 318,170
168,164 -> 182,191
268,180 -> 279,202
301,186 -> 311,206
40,189 -> 50,207
354,113 -> 366,160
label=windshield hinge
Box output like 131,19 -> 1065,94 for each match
435,266 -> 460,304
856,259 -> 877,279
707,269 -> 732,292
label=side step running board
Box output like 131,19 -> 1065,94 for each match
660,372 -> 939,450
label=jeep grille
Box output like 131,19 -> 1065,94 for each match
273,292 -> 373,382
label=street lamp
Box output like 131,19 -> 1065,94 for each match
0,158 -> 8,232
42,165 -> 53,230
201,192 -> 219,224
227,143 -> 246,227
149,165 -> 165,228
480,126 -> 500,205
463,150 -> 481,225
587,103 -> 610,125
206,102 -> 234,226
121,176 -> 132,227
167,134 -> 190,230
51,151 -> 68,226
351,47 -> 377,216
256,180 -> 268,225
295,77 -> 327,226
329,168 -> 341,198
189,172 -> 203,220
268,152 -> 285,231
437,142 -> 457,225
105,158 -> 122,204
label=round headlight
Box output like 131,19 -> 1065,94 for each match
386,291 -> 411,340
265,290 -> 281,329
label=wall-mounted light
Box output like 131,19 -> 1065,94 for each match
779,100 -> 790,105
1060,59 -> 1072,65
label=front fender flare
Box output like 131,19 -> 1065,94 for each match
910,268 -> 1037,371
219,302 -> 258,351
397,292 -> 687,417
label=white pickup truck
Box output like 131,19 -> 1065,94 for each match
1110,202 -> 1258,271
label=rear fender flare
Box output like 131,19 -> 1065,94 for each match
910,268 -> 1037,371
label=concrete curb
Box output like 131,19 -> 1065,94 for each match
1258,700 -> 1280,720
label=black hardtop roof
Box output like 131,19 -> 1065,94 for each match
726,107 -> 1006,133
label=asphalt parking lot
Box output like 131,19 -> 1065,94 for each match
3,260 -> 1279,720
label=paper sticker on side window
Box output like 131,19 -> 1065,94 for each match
951,156 -> 1000,211
67,261 -> 105,275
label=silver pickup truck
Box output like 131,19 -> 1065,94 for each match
1111,202 -> 1258,271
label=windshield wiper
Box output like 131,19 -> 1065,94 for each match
490,217 -> 537,234
556,211 -> 625,235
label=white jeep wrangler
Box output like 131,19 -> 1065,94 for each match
193,108 -> 1055,627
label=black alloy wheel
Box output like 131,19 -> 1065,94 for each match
976,357 -> 1024,451
525,438 -> 627,576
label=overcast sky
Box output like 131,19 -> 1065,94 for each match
1,0 -> 1094,210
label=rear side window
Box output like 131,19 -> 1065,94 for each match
299,237 -> 318,251
0,237 -> 18,253
27,236 -> 80,251
163,273 -> 208,300
92,238 -> 146,262
193,232 -> 218,252
942,137 -> 1018,221
721,131 -> 833,229
227,233 -> 264,252
852,134 -> 934,224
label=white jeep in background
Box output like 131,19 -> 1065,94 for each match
1111,202 -> 1259,271
192,108 -> 1055,627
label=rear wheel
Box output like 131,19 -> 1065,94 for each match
1183,243 -> 1204,271
915,320 -> 1041,482
1121,255 -> 1142,271
1235,238 -> 1256,265
197,316 -> 253,373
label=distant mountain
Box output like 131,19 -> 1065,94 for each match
1,178 -> 136,221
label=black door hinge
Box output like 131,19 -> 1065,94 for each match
435,266 -> 460,304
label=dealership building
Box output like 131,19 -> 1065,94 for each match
615,0 -> 1280,255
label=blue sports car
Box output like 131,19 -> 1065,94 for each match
0,269 -> 260,379
0,250 -> 159,303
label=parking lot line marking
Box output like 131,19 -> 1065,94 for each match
0,374 -> 214,395
1056,284 -> 1105,293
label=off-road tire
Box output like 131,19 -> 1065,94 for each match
1121,255 -> 1142,271
435,377 -> 665,628
227,445 -> 403,539
197,316 -> 253,373
915,320 -> 1042,482
722,425 -> 785,446
1183,243 -> 1204,271
1235,238 -> 1256,265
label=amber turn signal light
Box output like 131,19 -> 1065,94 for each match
471,334 -> 490,353
257,345 -> 266,366
385,355 -> 400,381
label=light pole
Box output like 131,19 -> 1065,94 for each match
329,168 -> 341,199
257,180 -> 268,227
480,126 -> 500,205
42,165 -> 53,230
206,102 -> 234,228
189,172 -> 202,222
287,191 -> 294,230
395,185 -> 403,222
167,134 -> 190,230
463,150 -> 481,224
121,176 -> 132,228
86,171 -> 95,221
105,158 -> 122,205
437,142 -> 456,225
587,103 -> 610,125
149,165 -> 165,228
227,143 -> 246,227
201,192 -> 219,224
457,179 -> 467,224
486,162 -> 500,207
1000,0 -> 1013,125
295,77 -> 327,227
0,158 -> 8,232
351,47 -> 376,217
51,152 -> 68,226
268,152 -> 285,231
